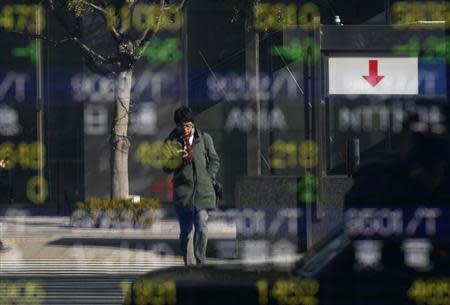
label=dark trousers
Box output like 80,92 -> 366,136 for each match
176,208 -> 209,266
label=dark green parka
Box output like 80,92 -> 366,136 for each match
162,128 -> 220,210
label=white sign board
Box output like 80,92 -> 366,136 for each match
328,57 -> 418,95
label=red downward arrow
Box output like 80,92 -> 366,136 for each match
362,60 -> 384,87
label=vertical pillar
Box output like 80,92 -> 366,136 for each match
245,25 -> 261,176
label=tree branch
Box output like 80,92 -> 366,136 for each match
2,29 -> 72,47
79,0 -> 122,42
42,0 -> 119,71
7,27 -> 112,68
44,0 -> 80,38
135,0 -> 187,54
136,0 -> 166,50
72,36 -> 109,62
79,0 -> 107,15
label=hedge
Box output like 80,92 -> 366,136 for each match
71,197 -> 162,229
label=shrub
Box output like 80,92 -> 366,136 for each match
71,197 -> 162,229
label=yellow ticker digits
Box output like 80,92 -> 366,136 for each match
408,278 -> 450,305
107,4 -> 183,33
0,141 -> 45,170
391,2 -> 448,29
0,5 -> 45,34
256,279 -> 320,305
270,140 -> 319,170
26,175 -> 48,205
129,279 -> 176,305
0,281 -> 45,305
253,2 -> 320,31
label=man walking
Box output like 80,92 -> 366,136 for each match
162,106 -> 220,266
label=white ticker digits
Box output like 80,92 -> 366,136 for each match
0,105 -> 21,136
405,208 -> 441,236
271,239 -> 297,267
225,107 -> 287,132
84,105 -> 108,135
215,240 -> 237,259
338,104 -> 444,134
354,240 -> 383,271
71,73 -> 115,103
402,239 -> 433,271
268,208 -> 300,236
241,240 -> 270,264
132,71 -> 181,102
236,209 -> 266,237
0,72 -> 29,102
207,71 -> 301,102
130,103 -> 157,135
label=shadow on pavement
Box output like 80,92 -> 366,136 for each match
48,237 -> 238,259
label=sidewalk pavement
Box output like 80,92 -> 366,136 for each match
0,212 -> 237,269
0,209 -> 302,276
0,211 -> 301,305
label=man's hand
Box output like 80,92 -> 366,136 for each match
180,148 -> 189,158
0,159 -> 6,169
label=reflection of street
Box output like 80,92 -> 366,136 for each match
0,208 -> 307,304
0,213 -> 236,305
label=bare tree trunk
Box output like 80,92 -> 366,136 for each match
110,70 -> 132,199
